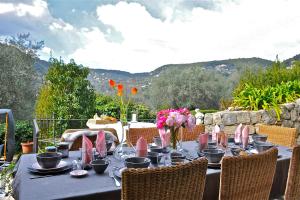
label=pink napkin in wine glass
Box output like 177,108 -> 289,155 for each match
212,125 -> 220,141
82,134 -> 93,165
96,130 -> 107,157
234,123 -> 243,144
159,129 -> 170,148
242,125 -> 250,149
136,137 -> 148,157
198,133 -> 208,151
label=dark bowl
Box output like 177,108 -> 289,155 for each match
150,146 -> 163,153
170,152 -> 185,159
91,159 -> 109,174
208,141 -> 217,146
36,152 -> 62,169
203,149 -> 225,163
254,141 -> 274,153
252,134 -> 268,143
147,152 -> 162,164
125,157 -> 151,168
205,145 -> 218,150
153,136 -> 162,147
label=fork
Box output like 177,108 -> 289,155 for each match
109,168 -> 120,187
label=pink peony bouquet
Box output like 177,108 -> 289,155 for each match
156,108 -> 196,149
156,108 -> 196,130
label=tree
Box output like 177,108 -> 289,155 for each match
0,43 -> 37,119
3,33 -> 44,57
35,59 -> 96,128
146,67 -> 233,110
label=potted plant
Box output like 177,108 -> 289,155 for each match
21,141 -> 33,154
16,121 -> 33,154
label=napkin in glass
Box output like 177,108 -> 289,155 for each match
242,125 -> 250,149
159,129 -> 170,148
96,130 -> 107,157
198,133 -> 208,151
82,135 -> 93,166
234,123 -> 243,144
136,137 -> 148,157
212,125 -> 220,142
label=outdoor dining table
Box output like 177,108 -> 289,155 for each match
13,141 -> 292,200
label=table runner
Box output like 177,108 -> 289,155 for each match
13,142 -> 291,200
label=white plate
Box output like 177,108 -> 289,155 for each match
70,170 -> 88,177
32,161 -> 68,171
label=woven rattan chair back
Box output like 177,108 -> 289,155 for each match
126,127 -> 159,145
122,158 -> 208,200
65,128 -> 119,151
257,124 -> 296,147
219,147 -> 278,200
285,145 -> 300,200
181,124 -> 205,141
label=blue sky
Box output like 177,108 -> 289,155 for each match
1,0 -> 300,72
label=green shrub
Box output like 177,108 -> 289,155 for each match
233,80 -> 300,119
235,61 -> 300,95
0,120 -> 33,152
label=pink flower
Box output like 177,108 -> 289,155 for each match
186,114 -> 196,129
156,108 -> 195,130
156,116 -> 167,129
166,116 -> 175,126
175,114 -> 185,128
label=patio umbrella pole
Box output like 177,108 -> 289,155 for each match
3,112 -> 8,161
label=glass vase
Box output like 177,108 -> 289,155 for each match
170,127 -> 179,152
113,112 -> 135,161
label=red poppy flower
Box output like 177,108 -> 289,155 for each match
109,79 -> 116,88
131,87 -> 138,95
117,84 -> 123,91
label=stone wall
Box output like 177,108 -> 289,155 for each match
204,98 -> 300,144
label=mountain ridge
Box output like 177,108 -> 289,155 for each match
34,55 -> 300,93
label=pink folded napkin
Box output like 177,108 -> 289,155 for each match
242,125 -> 250,149
82,135 -> 93,165
198,133 -> 208,151
212,125 -> 220,142
159,129 -> 170,148
234,124 -> 243,144
136,137 -> 148,157
96,130 -> 107,158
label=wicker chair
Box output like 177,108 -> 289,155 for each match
126,127 -> 159,145
285,145 -> 300,200
181,124 -> 205,141
257,124 -> 296,147
219,147 -> 278,200
61,128 -> 119,151
122,158 -> 208,200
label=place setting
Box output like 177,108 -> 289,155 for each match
28,152 -> 72,179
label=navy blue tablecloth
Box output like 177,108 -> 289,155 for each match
12,142 -> 291,200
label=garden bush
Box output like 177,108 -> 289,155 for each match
233,80 -> 300,119
234,61 -> 300,95
0,120 -> 33,153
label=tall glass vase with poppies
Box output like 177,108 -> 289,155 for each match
156,108 -> 196,151
108,79 -> 138,161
